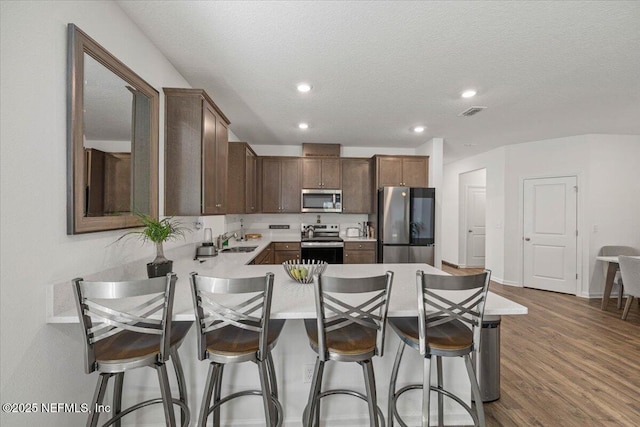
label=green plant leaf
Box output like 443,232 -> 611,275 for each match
113,213 -> 190,245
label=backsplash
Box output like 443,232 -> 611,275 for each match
226,213 -> 369,237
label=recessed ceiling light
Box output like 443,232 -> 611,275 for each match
461,89 -> 477,98
298,123 -> 309,130
297,83 -> 312,93
413,126 -> 426,133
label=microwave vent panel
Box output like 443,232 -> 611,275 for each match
302,143 -> 341,157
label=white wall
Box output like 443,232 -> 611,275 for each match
84,139 -> 132,152
501,134 -> 640,295
442,148 -> 506,281
0,2 -> 205,425
584,134 -> 640,295
416,138 -> 443,267
502,135 -> 591,290
0,5 -> 442,424
442,134 -> 640,295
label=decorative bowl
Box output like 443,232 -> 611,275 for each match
282,259 -> 328,284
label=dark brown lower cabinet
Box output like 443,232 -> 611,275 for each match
343,241 -> 376,264
250,244 -> 274,265
274,242 -> 301,264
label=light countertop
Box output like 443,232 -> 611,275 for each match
342,237 -> 377,242
48,239 -> 527,323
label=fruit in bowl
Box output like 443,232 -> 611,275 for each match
283,260 -> 327,284
290,267 -> 309,280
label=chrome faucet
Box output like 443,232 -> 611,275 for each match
216,231 -> 237,249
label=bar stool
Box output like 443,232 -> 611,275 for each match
190,272 -> 285,427
73,273 -> 192,427
387,270 -> 490,427
303,271 -> 394,427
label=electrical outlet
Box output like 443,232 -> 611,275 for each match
303,364 -> 315,383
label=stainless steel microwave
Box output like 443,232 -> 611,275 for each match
301,189 -> 342,213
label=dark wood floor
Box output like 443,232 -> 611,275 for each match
442,265 -> 640,427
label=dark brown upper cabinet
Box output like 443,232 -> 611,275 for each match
227,142 -> 258,214
341,158 -> 372,214
164,88 -> 229,216
375,155 -> 428,188
261,157 -> 301,213
302,158 -> 341,189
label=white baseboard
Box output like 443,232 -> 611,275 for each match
585,291 -> 623,299
491,276 -> 520,287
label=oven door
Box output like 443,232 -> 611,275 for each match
301,243 -> 344,264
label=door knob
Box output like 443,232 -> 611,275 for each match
524,237 -> 531,241
468,230 -> 473,233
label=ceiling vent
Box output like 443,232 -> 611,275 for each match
458,106 -> 487,117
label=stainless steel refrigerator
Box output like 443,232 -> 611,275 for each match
377,187 -> 435,265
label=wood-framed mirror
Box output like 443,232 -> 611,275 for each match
67,24 -> 158,234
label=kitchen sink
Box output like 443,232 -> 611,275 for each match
221,246 -> 258,253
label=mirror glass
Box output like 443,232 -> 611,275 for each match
68,24 -> 158,234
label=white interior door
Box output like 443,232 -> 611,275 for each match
523,176 -> 577,294
466,186 -> 486,267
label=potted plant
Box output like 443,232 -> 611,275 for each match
117,214 -> 189,278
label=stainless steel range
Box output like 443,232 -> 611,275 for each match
300,223 -> 344,264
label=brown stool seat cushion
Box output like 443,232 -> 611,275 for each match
205,319 -> 285,357
390,317 -> 473,352
304,318 -> 377,356
95,321 -> 192,362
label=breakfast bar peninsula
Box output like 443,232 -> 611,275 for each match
48,239 -> 527,426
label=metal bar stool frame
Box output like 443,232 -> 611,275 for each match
303,271 -> 394,427
388,270 -> 490,427
73,273 -> 191,427
190,272 -> 285,427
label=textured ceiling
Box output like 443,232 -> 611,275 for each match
117,1 -> 640,163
